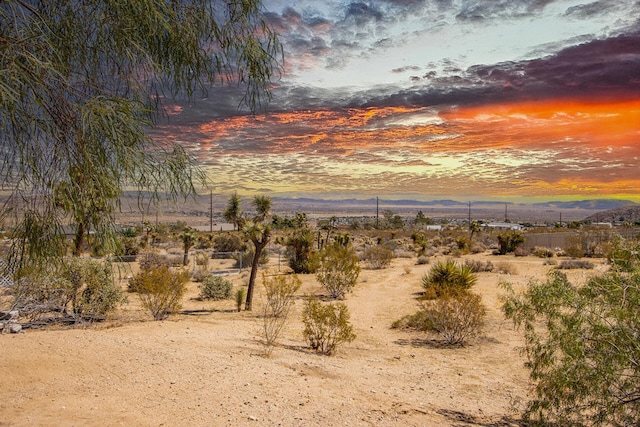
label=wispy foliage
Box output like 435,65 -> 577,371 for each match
0,0 -> 282,266
501,262 -> 640,425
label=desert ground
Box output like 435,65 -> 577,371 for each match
0,251 -> 607,427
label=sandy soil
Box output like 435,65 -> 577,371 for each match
0,253 -> 607,426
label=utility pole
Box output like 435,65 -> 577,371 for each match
468,201 -> 471,230
504,204 -> 508,222
376,197 -> 379,229
210,191 -> 213,233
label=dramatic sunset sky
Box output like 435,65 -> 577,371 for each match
156,0 -> 640,203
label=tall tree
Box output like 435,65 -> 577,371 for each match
179,227 -> 197,266
223,192 -> 243,231
0,1 -> 282,266
242,195 -> 271,311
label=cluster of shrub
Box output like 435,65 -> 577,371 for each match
393,259 -> 486,346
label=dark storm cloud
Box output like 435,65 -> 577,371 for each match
455,0 -> 558,22
564,1 -> 623,19
348,29 -> 640,110
470,30 -> 640,97
344,2 -> 384,24
392,65 -> 422,73
160,1 -> 640,126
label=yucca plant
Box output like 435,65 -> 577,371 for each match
421,259 -> 477,299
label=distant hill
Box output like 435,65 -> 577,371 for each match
583,205 -> 640,223
533,199 -> 637,210
272,197 -> 636,210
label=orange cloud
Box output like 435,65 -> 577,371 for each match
440,99 -> 640,150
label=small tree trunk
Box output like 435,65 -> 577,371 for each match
183,250 -> 189,266
72,222 -> 85,256
245,240 -> 266,311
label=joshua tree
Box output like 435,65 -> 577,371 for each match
179,227 -> 197,266
242,196 -> 272,310
223,192 -> 243,231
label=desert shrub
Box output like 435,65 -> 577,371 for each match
130,265 -> 189,320
464,259 -> 494,273
532,246 -> 555,258
190,268 -> 207,282
137,252 -> 168,272
495,261 -> 518,275
606,236 -> 640,271
195,253 -> 209,267
419,292 -> 486,345
391,310 -> 431,331
285,219 -> 320,274
395,250 -> 414,259
117,236 -> 139,257
302,295 -> 356,355
470,241 -> 487,254
317,243 -> 361,299
261,273 -> 301,356
557,259 -> 594,270
501,269 -> 640,426
361,245 -> 393,269
563,245 -> 585,258
195,234 -> 214,250
63,258 -> 125,320
198,274 -> 233,300
235,287 -> 246,312
496,230 -> 525,255
232,248 -> 268,269
411,231 -> 430,256
165,255 -> 184,267
10,271 -> 71,321
11,258 -> 124,322
514,246 -> 529,257
421,259 -> 477,299
416,256 -> 430,265
213,232 -> 245,255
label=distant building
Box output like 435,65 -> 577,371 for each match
485,222 -> 523,231
419,225 -> 443,231
591,222 -> 613,228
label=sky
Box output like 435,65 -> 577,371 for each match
155,0 -> 640,203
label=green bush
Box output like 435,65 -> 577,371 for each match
60,258 -> 125,320
501,268 -> 640,425
198,274 -> 233,300
361,245 -> 393,269
496,230 -> 525,255
213,232 -> 245,255
137,251 -> 168,272
11,271 -> 71,321
419,292 -> 486,345
532,246 -> 555,258
261,273 -> 301,356
421,259 -> 477,299
285,218 -> 319,274
130,265 -> 188,320
563,245 -> 585,258
316,243 -> 360,299
391,310 -> 431,331
12,259 -> 125,322
235,287 -> 246,312
302,295 -> 356,355
117,236 -> 139,256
